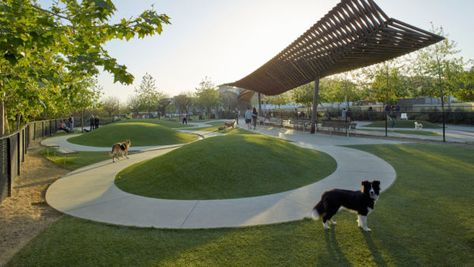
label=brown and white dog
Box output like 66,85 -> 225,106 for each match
111,139 -> 131,163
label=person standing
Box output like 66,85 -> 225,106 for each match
346,109 -> 353,122
89,115 -> 95,131
341,108 -> 347,121
244,107 -> 252,130
182,112 -> 188,125
252,107 -> 258,130
68,115 -> 74,132
95,115 -> 100,129
235,108 -> 240,125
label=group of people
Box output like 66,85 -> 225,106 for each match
89,115 -> 100,131
244,107 -> 258,130
341,108 -> 353,122
58,115 -> 75,133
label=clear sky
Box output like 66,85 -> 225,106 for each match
97,0 -> 474,103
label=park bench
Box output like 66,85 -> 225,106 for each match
320,120 -> 357,136
292,120 -> 312,132
56,147 -> 79,166
262,117 -> 282,128
43,143 -> 59,157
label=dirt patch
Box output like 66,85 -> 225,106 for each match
0,142 -> 68,265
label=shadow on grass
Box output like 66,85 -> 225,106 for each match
362,230 -> 387,267
321,228 -> 351,266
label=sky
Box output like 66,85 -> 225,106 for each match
95,0 -> 474,103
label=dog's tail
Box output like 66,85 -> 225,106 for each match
311,201 -> 324,220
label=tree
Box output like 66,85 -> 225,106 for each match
292,83 -> 313,108
365,65 -> 407,103
102,96 -> 120,117
414,26 -> 465,101
134,73 -> 165,113
455,67 -> 474,101
265,91 -> 291,108
195,77 -> 219,118
0,0 -> 170,134
319,77 -> 361,104
127,96 -> 141,116
219,90 -> 238,112
173,93 -> 192,113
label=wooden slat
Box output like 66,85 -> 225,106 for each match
228,0 -> 443,96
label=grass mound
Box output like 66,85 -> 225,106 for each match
115,133 -> 336,199
68,121 -> 197,147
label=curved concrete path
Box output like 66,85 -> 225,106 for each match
46,124 -> 403,229
41,122 -> 220,152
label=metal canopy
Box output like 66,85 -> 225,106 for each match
227,0 -> 444,96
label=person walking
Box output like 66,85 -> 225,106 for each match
252,107 -> 258,130
244,107 -> 252,130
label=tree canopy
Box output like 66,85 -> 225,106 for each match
195,77 -> 219,118
0,0 -> 170,133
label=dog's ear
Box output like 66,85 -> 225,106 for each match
361,180 -> 369,186
372,180 -> 380,186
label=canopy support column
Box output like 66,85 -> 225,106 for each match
310,77 -> 320,134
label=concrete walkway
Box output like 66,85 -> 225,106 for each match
45,124 -> 403,229
40,121 -> 220,152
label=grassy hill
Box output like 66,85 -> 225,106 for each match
68,121 -> 198,147
115,131 -> 337,199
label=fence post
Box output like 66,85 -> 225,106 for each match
17,133 -> 20,176
7,137 -> 12,197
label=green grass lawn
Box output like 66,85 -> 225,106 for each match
114,118 -> 187,128
183,121 -> 233,132
68,121 -> 198,147
360,128 -> 441,136
365,120 -> 440,129
115,131 -> 337,199
41,148 -> 114,171
9,143 -> 473,266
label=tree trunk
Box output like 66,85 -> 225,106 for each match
0,101 -> 4,136
81,109 -> 85,133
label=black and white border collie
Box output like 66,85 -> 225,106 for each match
312,180 -> 381,232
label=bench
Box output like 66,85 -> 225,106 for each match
43,143 -> 59,156
320,120 -> 357,136
292,120 -> 312,132
262,118 -> 282,127
56,147 -> 79,166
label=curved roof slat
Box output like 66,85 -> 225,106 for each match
228,0 -> 443,96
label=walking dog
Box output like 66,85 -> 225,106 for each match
111,139 -> 131,163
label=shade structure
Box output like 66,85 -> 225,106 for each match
228,0 -> 444,98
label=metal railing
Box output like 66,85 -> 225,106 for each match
0,119 -> 64,204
